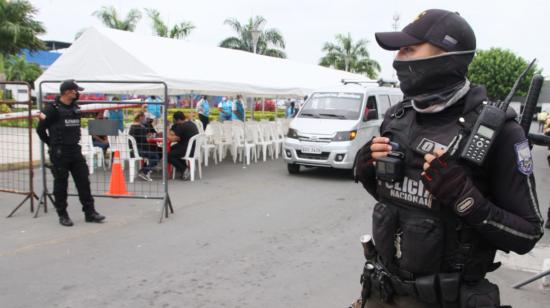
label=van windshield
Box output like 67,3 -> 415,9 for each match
299,92 -> 364,120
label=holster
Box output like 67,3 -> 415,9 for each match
415,274 -> 438,304
360,262 -> 373,306
459,279 -> 502,308
439,273 -> 461,308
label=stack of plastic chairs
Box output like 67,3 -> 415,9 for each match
257,122 -> 274,161
269,122 -> 284,159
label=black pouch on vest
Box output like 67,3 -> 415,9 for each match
414,274 -> 438,304
459,279 -> 500,308
439,272 -> 460,307
372,203 -> 398,266
398,215 -> 444,275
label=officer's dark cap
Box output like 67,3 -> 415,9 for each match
375,9 -> 476,52
59,79 -> 84,94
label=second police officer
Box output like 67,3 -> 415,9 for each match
36,80 -> 106,227
353,9 -> 544,308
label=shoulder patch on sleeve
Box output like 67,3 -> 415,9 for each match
514,140 -> 533,175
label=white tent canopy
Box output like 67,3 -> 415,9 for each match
35,27 -> 373,98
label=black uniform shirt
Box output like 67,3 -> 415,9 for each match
374,86 -> 544,254
170,121 -> 198,154
36,97 -> 81,146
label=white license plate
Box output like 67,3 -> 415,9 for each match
301,146 -> 322,154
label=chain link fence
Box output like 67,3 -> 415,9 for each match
36,80 -> 173,222
0,81 -> 39,217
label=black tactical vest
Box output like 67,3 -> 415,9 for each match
48,98 -> 82,146
372,86 -> 507,281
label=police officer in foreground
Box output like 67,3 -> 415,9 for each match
352,9 -> 544,308
36,80 -> 105,226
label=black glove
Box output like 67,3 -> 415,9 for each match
354,139 -> 378,198
421,153 -> 487,222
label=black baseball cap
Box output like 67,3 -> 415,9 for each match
59,79 -> 84,94
375,9 -> 476,52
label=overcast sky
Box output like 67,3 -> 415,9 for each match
30,0 -> 549,79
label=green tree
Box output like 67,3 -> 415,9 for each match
220,16 -> 286,58
0,0 -> 45,83
319,33 -> 380,79
145,8 -> 194,39
4,54 -> 42,85
92,6 -> 141,31
468,48 -> 542,101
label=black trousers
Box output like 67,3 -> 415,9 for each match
49,146 -> 95,216
168,145 -> 188,175
199,113 -> 209,129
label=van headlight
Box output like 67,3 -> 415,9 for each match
287,128 -> 299,139
333,130 -> 357,141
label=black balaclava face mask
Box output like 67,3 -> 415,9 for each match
393,51 -> 475,98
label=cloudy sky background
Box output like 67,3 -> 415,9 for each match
30,0 -> 549,79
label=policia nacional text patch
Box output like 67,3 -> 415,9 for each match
514,140 -> 533,175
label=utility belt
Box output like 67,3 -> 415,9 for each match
359,236 -> 509,308
362,260 -> 460,307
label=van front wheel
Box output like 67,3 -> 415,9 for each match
287,163 -> 300,174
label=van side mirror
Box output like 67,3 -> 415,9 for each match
363,109 -> 378,121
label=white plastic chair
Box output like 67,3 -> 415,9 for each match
232,126 -> 257,165
221,122 -> 235,160
183,134 -> 203,181
207,122 -> 228,163
80,133 -> 104,174
201,132 -> 218,167
269,122 -> 284,159
257,122 -> 274,161
193,119 -> 205,134
108,134 -> 143,183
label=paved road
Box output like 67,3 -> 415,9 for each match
0,146 -> 549,307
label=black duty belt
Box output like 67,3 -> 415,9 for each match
363,261 -> 461,307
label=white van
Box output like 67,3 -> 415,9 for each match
283,82 -> 403,174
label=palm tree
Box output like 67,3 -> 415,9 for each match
145,8 -> 194,39
219,16 -> 286,58
0,0 -> 45,87
92,6 -> 141,31
4,54 -> 42,85
320,33 -> 380,79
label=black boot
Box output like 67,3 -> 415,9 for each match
59,215 -> 74,227
545,219 -> 550,230
85,211 -> 106,223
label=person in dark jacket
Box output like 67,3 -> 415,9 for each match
168,111 -> 199,180
128,111 -> 160,181
36,80 -> 105,227
352,9 -> 543,308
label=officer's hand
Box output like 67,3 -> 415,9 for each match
370,137 -> 392,160
421,148 -> 446,174
354,139 -> 379,197
420,149 -> 485,218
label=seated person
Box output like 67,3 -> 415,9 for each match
144,117 -> 162,154
91,112 -> 110,152
168,111 -> 199,180
128,111 -> 160,181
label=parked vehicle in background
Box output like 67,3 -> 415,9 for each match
283,81 -> 402,174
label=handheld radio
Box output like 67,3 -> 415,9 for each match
460,59 -> 536,165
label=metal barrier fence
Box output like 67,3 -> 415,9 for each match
36,80 -> 173,222
0,81 -> 39,217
